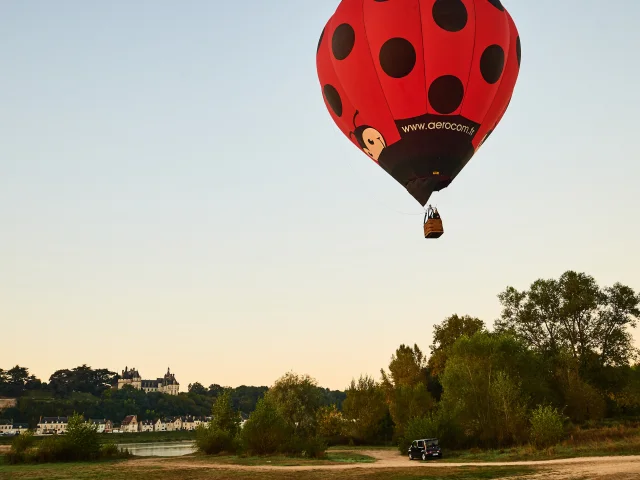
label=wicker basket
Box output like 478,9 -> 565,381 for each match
423,218 -> 444,238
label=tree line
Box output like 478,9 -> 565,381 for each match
0,366 -> 344,426
3,270 -> 640,454
195,270 -> 640,457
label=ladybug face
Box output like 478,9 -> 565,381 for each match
316,0 -> 521,207
355,125 -> 386,161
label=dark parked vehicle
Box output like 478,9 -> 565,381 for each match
408,438 -> 442,460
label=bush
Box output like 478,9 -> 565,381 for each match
398,408 -> 464,453
100,442 -> 130,459
195,424 -> 236,455
241,396 -> 289,455
7,413 -> 130,464
282,434 -> 328,459
11,430 -> 35,453
529,405 -> 565,448
65,413 -> 101,460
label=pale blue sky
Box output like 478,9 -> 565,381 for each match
2,1 -> 639,391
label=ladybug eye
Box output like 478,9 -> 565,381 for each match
368,139 -> 374,145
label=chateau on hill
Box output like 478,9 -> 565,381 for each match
117,366 -> 179,395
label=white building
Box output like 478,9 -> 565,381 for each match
89,419 -> 112,433
140,420 -> 154,432
121,415 -> 139,433
0,421 -> 29,435
154,418 -> 167,432
0,420 -> 12,434
37,417 -> 68,435
117,367 -> 180,395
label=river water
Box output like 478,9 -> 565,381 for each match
118,441 -> 197,457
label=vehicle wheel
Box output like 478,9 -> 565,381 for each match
421,453 -> 426,461
408,452 -> 413,460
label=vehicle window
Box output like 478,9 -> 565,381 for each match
417,441 -> 424,448
411,441 -> 417,447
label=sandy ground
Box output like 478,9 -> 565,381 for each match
0,446 -> 9,454
119,449 -> 640,479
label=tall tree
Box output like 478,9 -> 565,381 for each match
188,382 -> 208,395
0,366 -> 43,397
440,332 -> 541,447
49,365 -> 117,397
342,375 -> 388,444
495,271 -> 639,371
428,315 -> 486,376
265,372 -> 323,438
210,389 -> 241,436
380,344 -> 434,440
380,344 -> 427,387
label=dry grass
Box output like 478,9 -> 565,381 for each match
0,460 -> 535,480
444,425 -> 640,462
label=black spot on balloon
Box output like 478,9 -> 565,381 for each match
379,38 -> 416,78
516,36 -> 521,67
487,0 -> 504,11
332,24 -> 355,60
480,45 -> 505,84
317,27 -> 325,54
432,0 -> 468,32
428,75 -> 464,114
323,84 -> 342,117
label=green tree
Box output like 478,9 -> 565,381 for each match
65,412 -> 101,460
496,271 -> 639,371
529,405 -> 565,448
188,382 -> 207,395
0,366 -> 43,397
210,389 -> 241,436
48,365 -> 116,397
265,372 -> 323,438
316,404 -> 347,444
428,315 -> 486,377
380,345 -> 434,440
440,332 -> 543,447
381,344 -> 427,388
241,396 -> 289,454
342,375 -> 388,444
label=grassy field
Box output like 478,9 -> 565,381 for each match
442,424 -> 640,462
2,423 -> 639,479
0,458 -> 535,480
180,451 -> 377,466
329,424 -> 640,463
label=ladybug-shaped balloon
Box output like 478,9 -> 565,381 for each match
316,0 -> 521,206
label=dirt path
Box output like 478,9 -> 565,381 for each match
119,449 -> 640,479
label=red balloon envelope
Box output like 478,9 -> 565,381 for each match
316,0 -> 521,206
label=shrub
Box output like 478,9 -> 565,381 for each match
11,430 -> 35,453
282,434 -> 328,459
398,408 -> 464,453
195,424 -> 235,455
241,396 -> 289,455
100,442 -> 129,459
529,405 -> 565,448
316,404 -> 349,445
65,413 -> 101,461
7,413 -> 130,464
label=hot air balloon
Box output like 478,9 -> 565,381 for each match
316,0 -> 521,238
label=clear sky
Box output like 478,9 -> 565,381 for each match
1,0 -> 639,392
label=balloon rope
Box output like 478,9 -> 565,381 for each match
381,206 -> 427,216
